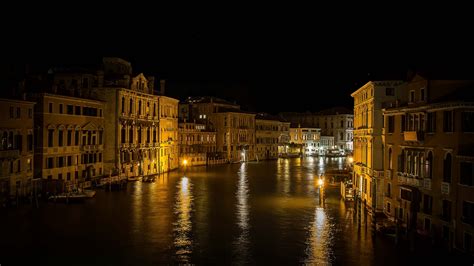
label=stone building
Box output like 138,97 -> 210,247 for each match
255,113 -> 290,160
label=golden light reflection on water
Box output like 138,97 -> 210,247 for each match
277,158 -> 291,195
173,176 -> 193,262
233,163 -> 250,263
304,206 -> 334,265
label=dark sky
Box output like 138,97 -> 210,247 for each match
3,9 -> 474,114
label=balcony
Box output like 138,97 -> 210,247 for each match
0,149 -> 20,159
441,182 -> 450,195
403,131 -> 424,142
397,173 -> 421,187
423,178 -> 432,190
385,169 -> 392,180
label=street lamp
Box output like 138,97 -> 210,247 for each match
182,159 -> 188,174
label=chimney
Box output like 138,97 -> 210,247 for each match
160,79 -> 166,95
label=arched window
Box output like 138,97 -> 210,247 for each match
121,97 -> 125,113
388,148 -> 392,170
443,153 -> 452,182
121,126 -> 126,144
129,99 -> 133,114
129,126 -> 134,144
425,151 -> 433,179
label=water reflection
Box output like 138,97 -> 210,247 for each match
233,163 -> 251,264
173,176 -> 193,262
277,158 -> 291,195
304,205 -> 334,265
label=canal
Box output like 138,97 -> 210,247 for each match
0,158 -> 469,265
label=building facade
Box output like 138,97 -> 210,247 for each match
351,80 -> 405,212
289,125 -> 321,156
255,114 -> 290,160
383,74 -> 474,254
209,110 -> 256,162
0,98 -> 35,202
178,121 -> 218,166
280,107 -> 354,153
31,93 -> 105,191
179,96 -> 240,123
159,96 -> 179,172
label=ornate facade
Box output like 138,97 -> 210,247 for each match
255,114 -> 290,160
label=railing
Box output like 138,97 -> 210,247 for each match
397,172 -> 421,187
385,169 -> 392,180
441,182 -> 450,195
0,149 -> 20,158
403,131 -> 425,142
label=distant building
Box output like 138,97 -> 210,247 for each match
255,113 -> 290,160
280,107 -> 353,152
0,98 -> 35,202
209,109 -> 256,162
382,74 -> 474,254
289,124 -> 321,156
178,121 -> 219,166
179,96 -> 239,123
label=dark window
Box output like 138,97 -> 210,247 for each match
129,127 -> 133,144
462,112 -> 474,132
138,100 -> 142,115
16,107 -> 21,118
9,106 -> 14,118
48,129 -> 54,147
425,152 -> 433,179
388,116 -> 395,133
75,106 -> 81,115
427,112 -> 436,133
423,194 -> 433,214
121,97 -> 125,113
67,130 -> 72,146
400,189 -> 412,201
443,153 -> 452,183
67,156 -> 72,166
59,104 -> 63,114
49,103 -> 53,113
67,105 -> 73,114
420,88 -> 425,101
58,173 -> 63,180
442,200 -> 451,221
121,127 -> 126,143
57,157 -> 64,167
460,162 -> 474,186
15,134 -> 22,150
75,130 -> 79,145
47,157 -> 54,168
67,172 -> 71,180
99,153 -> 102,162
28,108 -> 32,118
462,201 -> 474,225
129,99 -> 133,114
443,111 -> 454,132
138,127 -> 142,143
386,87 -> 394,96
99,131 -> 103,145
58,130 -> 63,146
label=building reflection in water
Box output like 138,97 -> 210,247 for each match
173,176 -> 194,262
233,163 -> 251,264
304,206 -> 334,265
277,158 -> 291,195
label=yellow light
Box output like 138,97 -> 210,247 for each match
318,179 -> 324,187
183,159 -> 188,166
348,156 -> 353,163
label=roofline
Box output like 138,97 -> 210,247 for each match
33,93 -> 106,104
0,98 -> 36,105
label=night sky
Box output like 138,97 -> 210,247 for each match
3,10 -> 474,114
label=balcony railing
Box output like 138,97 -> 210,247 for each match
397,172 -> 421,187
441,182 -> 450,195
403,131 -> 424,142
0,149 -> 20,158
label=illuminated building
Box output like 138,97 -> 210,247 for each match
255,113 -> 290,160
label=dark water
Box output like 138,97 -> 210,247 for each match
0,158 -> 470,265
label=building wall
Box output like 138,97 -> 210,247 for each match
31,94 -> 104,187
159,96 -> 179,172
178,122 -> 218,166
289,127 -> 321,156
352,80 -> 404,211
256,119 -> 290,160
383,75 -> 474,254
0,99 -> 35,199
209,112 -> 255,162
